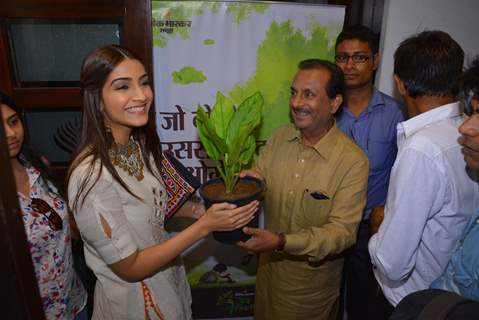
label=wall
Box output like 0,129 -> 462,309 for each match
376,0 -> 479,97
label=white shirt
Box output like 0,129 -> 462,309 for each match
368,102 -> 479,306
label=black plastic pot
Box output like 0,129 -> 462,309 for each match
199,176 -> 265,245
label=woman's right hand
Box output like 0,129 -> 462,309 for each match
199,201 -> 259,233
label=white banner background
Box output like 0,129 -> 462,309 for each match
152,1 -> 344,318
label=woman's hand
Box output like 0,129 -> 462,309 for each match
198,201 -> 259,233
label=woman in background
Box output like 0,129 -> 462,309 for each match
66,45 -> 258,319
1,92 -> 87,319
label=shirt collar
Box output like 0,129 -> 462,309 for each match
366,87 -> 386,112
16,164 -> 41,201
286,121 -> 341,160
19,155 -> 41,190
26,166 -> 42,188
398,102 -> 461,139
341,87 -> 385,118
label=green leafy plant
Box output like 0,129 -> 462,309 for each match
196,91 -> 264,194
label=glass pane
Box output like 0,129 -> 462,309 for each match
25,109 -> 81,164
9,19 -> 121,87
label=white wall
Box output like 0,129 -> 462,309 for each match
376,0 -> 479,97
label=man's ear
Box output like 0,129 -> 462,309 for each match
373,53 -> 380,71
394,74 -> 407,96
331,94 -> 343,114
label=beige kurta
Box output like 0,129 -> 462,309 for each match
253,124 -> 369,320
68,155 -> 192,320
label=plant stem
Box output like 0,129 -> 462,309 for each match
216,162 -> 228,189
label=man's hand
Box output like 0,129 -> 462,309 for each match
237,227 -> 280,254
370,206 -> 385,235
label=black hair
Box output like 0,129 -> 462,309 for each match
335,25 -> 380,54
298,59 -> 345,99
0,91 -> 51,180
394,30 -> 464,98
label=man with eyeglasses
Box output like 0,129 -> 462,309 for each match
334,25 -> 405,320
368,30 -> 479,308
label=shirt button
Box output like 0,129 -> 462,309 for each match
289,190 -> 293,194
299,158 -> 305,163
294,173 -> 300,178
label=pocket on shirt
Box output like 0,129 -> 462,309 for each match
296,188 -> 332,227
367,138 -> 396,172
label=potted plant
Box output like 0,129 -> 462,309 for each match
196,91 -> 265,244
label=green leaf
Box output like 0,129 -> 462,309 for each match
196,91 -> 264,193
210,91 -> 234,139
239,135 -> 256,165
227,123 -> 251,162
197,124 -> 220,160
226,92 -> 263,146
196,107 -> 227,160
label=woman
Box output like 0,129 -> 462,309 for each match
1,92 -> 87,319
66,45 -> 258,320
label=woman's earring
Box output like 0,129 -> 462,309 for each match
105,120 -> 111,133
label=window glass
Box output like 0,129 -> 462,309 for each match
9,19 -> 120,87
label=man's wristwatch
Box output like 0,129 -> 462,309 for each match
276,232 -> 286,251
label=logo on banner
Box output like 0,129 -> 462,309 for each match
153,8 -> 192,34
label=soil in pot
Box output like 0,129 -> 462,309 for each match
199,176 -> 264,245
201,179 -> 259,201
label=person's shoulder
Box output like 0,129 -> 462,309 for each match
403,113 -> 461,152
70,154 -> 97,175
376,89 -> 400,106
271,123 -> 296,136
69,151 -> 112,184
377,90 -> 406,117
336,128 -> 368,164
267,123 -> 297,143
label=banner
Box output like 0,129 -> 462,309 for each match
152,1 -> 344,318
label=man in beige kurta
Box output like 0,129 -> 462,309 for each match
239,59 -> 369,320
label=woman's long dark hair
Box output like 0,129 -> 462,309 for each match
67,45 -> 162,211
0,91 -> 51,181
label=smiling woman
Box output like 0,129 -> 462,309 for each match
66,45 -> 259,320
100,58 -> 153,144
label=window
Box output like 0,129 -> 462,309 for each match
0,0 -> 153,178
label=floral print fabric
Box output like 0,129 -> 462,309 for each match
17,165 -> 87,319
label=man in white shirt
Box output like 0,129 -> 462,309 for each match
368,30 -> 479,306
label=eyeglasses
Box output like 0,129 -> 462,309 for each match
460,90 -> 477,117
30,198 -> 63,231
335,53 -> 371,64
